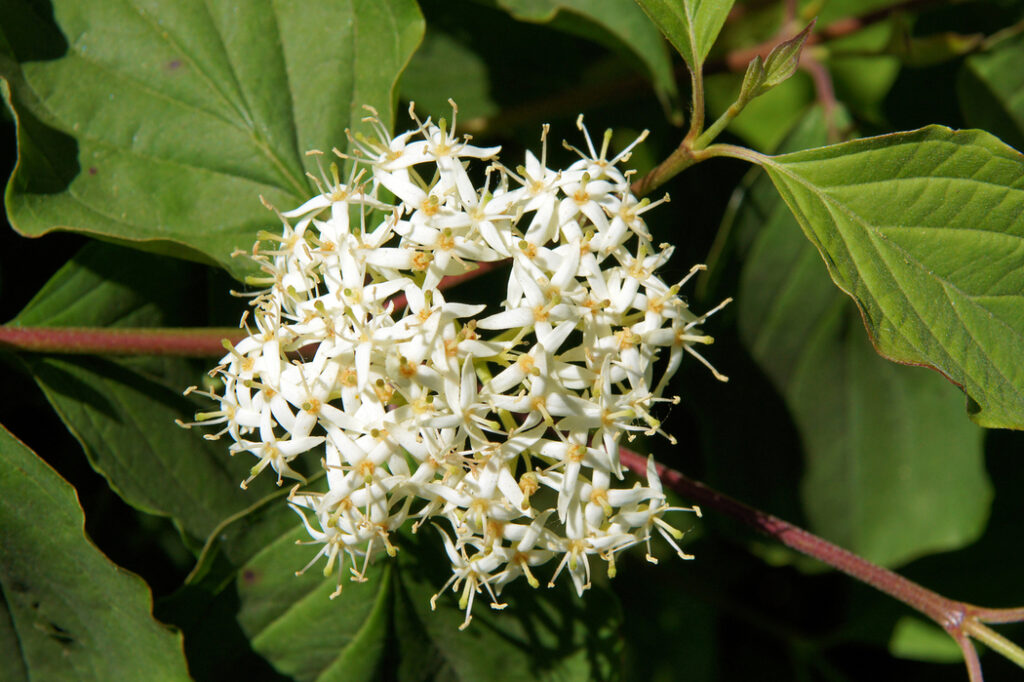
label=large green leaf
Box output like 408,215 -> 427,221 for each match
2,0 -> 423,277
6,242 -> 270,543
958,34 -> 1024,152
23,354 -> 262,543
185,479 -> 301,594
157,481 -> 321,679
634,0 -> 734,73
732,110 -> 990,566
754,125 -> 1024,429
495,0 -> 678,112
157,471 -> 392,681
0,423 -> 190,681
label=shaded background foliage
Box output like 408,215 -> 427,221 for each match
1,0 -> 1023,680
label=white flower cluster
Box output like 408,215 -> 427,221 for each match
183,105 -> 729,629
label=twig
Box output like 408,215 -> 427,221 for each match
0,326 -> 244,357
617,446 -> 1024,680
0,262 -> 507,357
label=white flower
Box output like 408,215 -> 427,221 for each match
183,104 -> 727,628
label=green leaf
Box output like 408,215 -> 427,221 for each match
2,0 -> 423,277
155,480 -> 318,678
494,0 -> 679,113
11,240 -> 207,329
236,526 -> 391,682
815,0 -> 917,25
7,239 -> 221,384
888,31 -> 984,68
824,21 -> 901,126
161,471 -> 392,680
732,110 -> 990,566
25,355 -> 262,543
5,241 -> 266,542
958,34 -> 1024,152
0,423 -> 190,681
181,476 -> 388,679
757,125 -> 1024,429
634,0 -> 734,73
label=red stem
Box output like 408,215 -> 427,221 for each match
0,263 -> 509,357
0,326 -> 244,357
618,446 -> 966,631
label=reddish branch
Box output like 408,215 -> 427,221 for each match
619,446 -> 957,624
0,326 -> 244,357
0,262 -> 508,357
618,446 -> 1024,680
